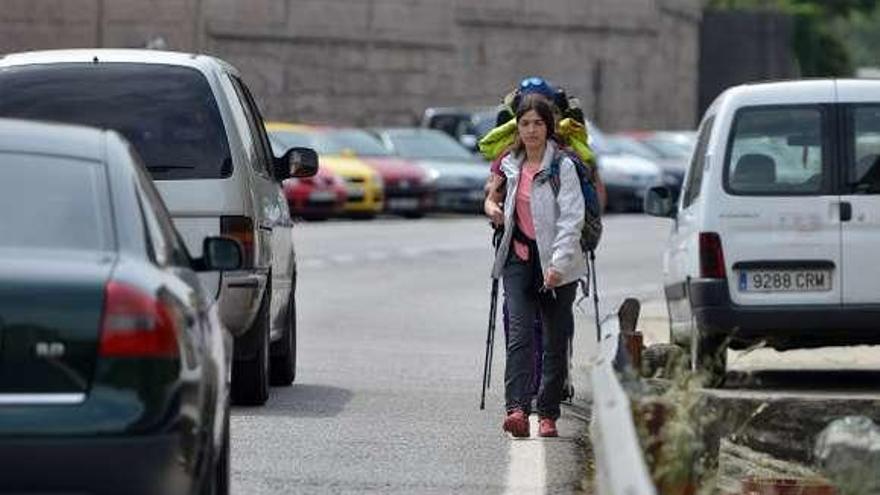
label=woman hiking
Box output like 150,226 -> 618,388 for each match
484,93 -> 586,438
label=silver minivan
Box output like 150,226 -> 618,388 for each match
0,50 -> 318,405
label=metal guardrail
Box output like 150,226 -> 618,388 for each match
590,315 -> 657,495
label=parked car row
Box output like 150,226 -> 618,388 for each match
266,123 -> 490,219
420,105 -> 696,213
0,49 -> 319,494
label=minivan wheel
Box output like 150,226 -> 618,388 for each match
270,284 -> 297,386
231,284 -> 271,405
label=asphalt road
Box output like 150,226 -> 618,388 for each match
230,213 -> 670,494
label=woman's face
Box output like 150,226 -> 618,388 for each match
517,109 -> 548,150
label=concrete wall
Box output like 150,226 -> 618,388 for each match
0,0 -> 702,131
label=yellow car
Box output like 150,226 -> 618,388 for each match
266,122 -> 384,217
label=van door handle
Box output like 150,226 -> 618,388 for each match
840,201 -> 853,222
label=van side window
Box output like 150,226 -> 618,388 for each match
682,115 -> 715,208
725,106 -> 825,195
849,105 -> 880,194
229,76 -> 272,177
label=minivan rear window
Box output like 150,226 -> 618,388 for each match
725,107 -> 825,195
0,63 -> 231,180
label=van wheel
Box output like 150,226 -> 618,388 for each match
270,284 -> 297,386
231,283 -> 270,405
690,328 -> 727,388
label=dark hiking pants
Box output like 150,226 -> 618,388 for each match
502,255 -> 576,420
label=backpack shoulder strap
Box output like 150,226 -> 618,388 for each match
548,149 -> 564,196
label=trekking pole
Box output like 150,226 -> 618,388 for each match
480,228 -> 503,410
486,285 -> 496,389
589,250 -> 602,342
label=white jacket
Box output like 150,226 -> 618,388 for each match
491,140 -> 587,285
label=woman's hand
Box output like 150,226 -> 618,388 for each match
484,174 -> 506,227
484,200 -> 504,227
543,268 -> 562,288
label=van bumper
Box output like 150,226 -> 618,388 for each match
686,279 -> 880,350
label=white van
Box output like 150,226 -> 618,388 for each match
646,80 -> 880,382
0,50 -> 319,405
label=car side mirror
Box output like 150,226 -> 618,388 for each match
644,186 -> 676,218
275,147 -> 318,181
194,237 -> 242,272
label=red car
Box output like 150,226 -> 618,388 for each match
323,128 -> 433,218
361,156 -> 434,217
282,166 -> 348,220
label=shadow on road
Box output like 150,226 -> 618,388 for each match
725,369 -> 880,392
233,384 -> 354,418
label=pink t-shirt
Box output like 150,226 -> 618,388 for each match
513,166 -> 538,261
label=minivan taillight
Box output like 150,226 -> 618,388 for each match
99,282 -> 180,358
699,232 -> 726,279
221,216 -> 254,268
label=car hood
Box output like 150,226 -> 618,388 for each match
598,153 -> 662,176
416,159 -> 489,181
653,158 -> 688,174
284,166 -> 340,190
320,155 -> 376,179
359,157 -> 426,181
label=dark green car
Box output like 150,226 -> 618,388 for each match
0,119 -> 241,495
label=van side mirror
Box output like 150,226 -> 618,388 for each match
275,147 -> 318,181
644,186 -> 676,218
193,237 -> 243,272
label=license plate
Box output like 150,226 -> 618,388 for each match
738,270 -> 831,292
309,190 -> 336,202
388,198 -> 419,210
347,185 -> 364,198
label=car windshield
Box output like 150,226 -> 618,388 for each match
586,123 -> 612,155
0,63 -> 231,180
320,129 -> 391,156
471,111 -> 497,138
0,153 -> 112,251
386,131 -> 474,160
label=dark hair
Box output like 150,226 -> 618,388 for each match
512,94 -> 556,157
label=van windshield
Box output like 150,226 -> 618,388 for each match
726,107 -> 824,195
0,63 -> 231,180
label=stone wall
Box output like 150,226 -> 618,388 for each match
0,0 -> 702,131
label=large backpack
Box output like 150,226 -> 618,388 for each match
546,149 -> 603,253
